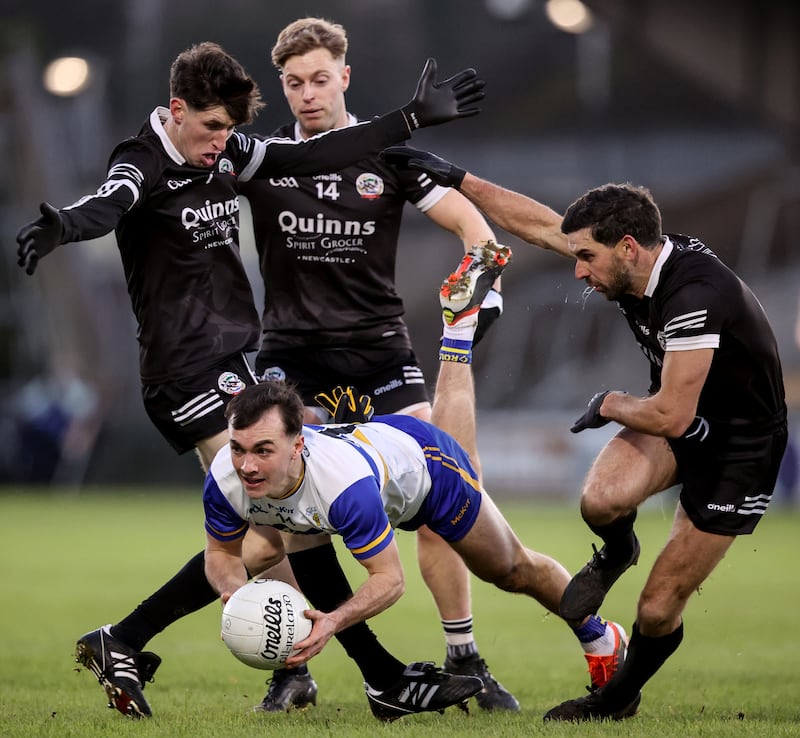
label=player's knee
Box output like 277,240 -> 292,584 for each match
489,561 -> 527,593
579,484 -> 634,525
637,586 -> 686,631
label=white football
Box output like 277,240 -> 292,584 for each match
221,578 -> 312,670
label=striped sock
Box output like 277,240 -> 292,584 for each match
439,337 -> 473,364
442,616 -> 477,660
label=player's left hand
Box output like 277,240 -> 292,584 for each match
400,58 -> 485,131
381,145 -> 467,189
314,385 -> 374,424
284,609 -> 336,667
16,202 -> 64,275
570,390 -> 617,433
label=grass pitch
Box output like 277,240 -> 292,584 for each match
1,488 -> 798,737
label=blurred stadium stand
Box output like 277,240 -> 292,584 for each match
1,0 -> 798,495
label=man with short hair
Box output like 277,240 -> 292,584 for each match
16,42 -> 485,719
239,17 -> 513,712
380,146 -> 788,722
204,242 -> 629,721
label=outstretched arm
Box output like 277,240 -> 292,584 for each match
459,172 -> 571,259
250,59 -> 485,180
382,145 -> 572,259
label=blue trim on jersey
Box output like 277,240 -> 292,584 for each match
203,474 -> 248,542
328,476 -> 396,560
372,414 -> 483,542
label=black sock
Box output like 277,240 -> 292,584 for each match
110,551 -> 217,651
585,510 -> 638,562
602,621 -> 684,707
289,543 -> 405,689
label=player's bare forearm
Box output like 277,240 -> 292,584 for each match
426,189 -> 496,252
459,174 -> 571,258
339,575 -> 403,630
325,545 -> 405,632
205,537 -> 248,603
603,349 -> 713,437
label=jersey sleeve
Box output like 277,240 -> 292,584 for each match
327,477 -> 395,561
237,110 -> 410,182
392,164 -> 449,213
661,270 -> 723,352
58,140 -> 152,244
203,472 -> 249,542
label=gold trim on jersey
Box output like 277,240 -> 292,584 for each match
350,521 -> 393,556
207,521 -> 248,540
275,459 -> 305,500
421,445 -> 481,492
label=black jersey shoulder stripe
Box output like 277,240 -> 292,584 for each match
664,309 -> 708,336
108,162 -> 145,187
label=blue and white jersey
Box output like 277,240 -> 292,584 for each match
203,415 -> 483,560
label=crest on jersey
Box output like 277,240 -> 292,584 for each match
259,366 -> 286,383
306,506 -> 322,528
218,371 -> 246,395
218,158 -> 235,175
355,173 -> 384,200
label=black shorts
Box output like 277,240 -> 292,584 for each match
142,354 -> 258,454
255,343 -> 430,415
669,416 -> 788,536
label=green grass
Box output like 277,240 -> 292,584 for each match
1,489 -> 798,737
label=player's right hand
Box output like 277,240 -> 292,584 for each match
381,145 -> 467,189
570,390 -> 613,433
16,202 -> 63,275
400,58 -> 484,131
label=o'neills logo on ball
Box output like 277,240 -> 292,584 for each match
260,593 -> 298,663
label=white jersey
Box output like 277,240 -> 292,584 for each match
204,419 -> 434,560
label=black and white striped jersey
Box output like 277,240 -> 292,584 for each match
241,115 -> 448,349
55,107 -> 409,383
617,233 -> 785,425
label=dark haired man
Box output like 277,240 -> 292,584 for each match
239,17 -> 514,712
380,146 -> 787,722
203,242 -> 628,721
16,42 -> 485,718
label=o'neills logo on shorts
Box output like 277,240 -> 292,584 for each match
218,372 -> 246,395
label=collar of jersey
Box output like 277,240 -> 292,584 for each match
644,236 -> 673,297
273,459 -> 305,500
151,106 -> 186,165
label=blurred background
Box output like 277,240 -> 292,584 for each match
1,0 -> 798,499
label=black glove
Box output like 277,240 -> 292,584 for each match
570,390 -> 616,433
473,290 -> 503,347
314,385 -> 375,424
400,58 -> 484,131
381,145 -> 466,189
16,202 -> 64,275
